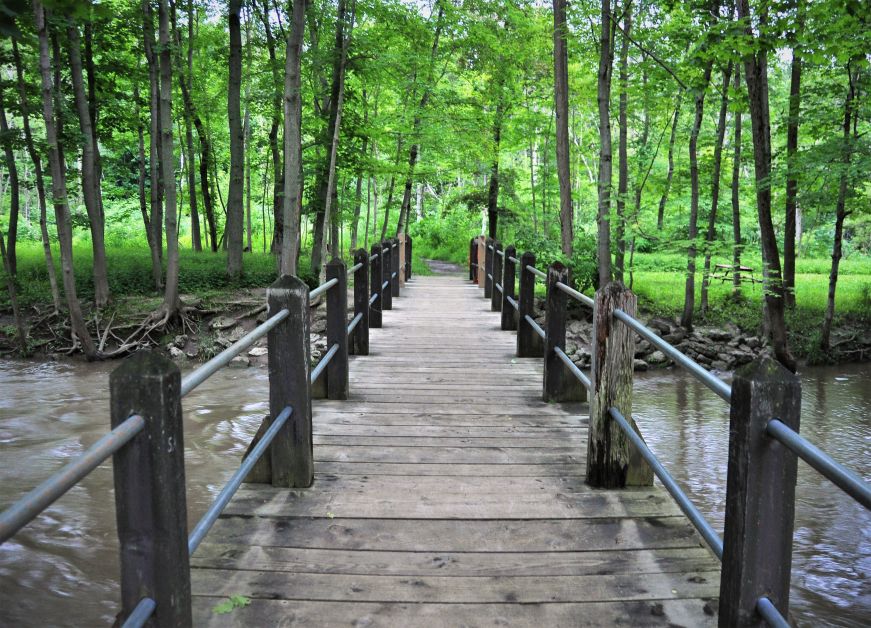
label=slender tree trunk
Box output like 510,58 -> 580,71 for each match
67,23 -> 110,307
144,0 -> 164,288
554,0 -> 573,256
281,0 -> 305,275
0,227 -> 26,353
731,67 -> 743,296
615,8 -> 630,281
158,0 -> 179,315
737,0 -> 795,371
657,89 -> 683,230
0,90 -> 20,277
596,0 -> 614,286
820,67 -> 858,352
135,83 -> 152,245
783,6 -> 803,309
34,0 -> 96,358
12,40 -> 59,311
225,0 -> 244,277
185,0 -> 201,252
486,107 -> 501,239
380,134 -> 403,240
700,63 -> 733,315
632,60 -> 650,223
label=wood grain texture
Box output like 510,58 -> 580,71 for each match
191,274 -> 720,626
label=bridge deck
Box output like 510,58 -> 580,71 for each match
191,272 -> 720,626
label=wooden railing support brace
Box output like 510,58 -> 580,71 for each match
469,237 -> 476,282
517,251 -> 543,358
370,243 -> 383,328
405,235 -> 413,280
382,241 -> 393,311
719,357 -> 801,627
491,241 -> 503,312
484,237 -> 493,299
325,258 -> 349,400
544,263 -> 586,402
587,281 -> 652,488
351,249 -> 369,355
501,245 -> 517,331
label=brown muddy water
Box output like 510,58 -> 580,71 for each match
0,359 -> 868,626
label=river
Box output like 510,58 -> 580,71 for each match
0,359 -> 868,626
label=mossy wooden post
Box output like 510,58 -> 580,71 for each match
110,353 -> 192,626
587,282 -> 653,488
491,241 -> 503,312
719,357 -> 801,627
469,237 -> 476,282
370,243 -> 382,328
484,237 -> 493,299
517,251 -> 543,358
477,236 -> 486,287
382,241 -> 393,311
405,235 -> 413,280
263,275 -> 313,486
544,263 -> 586,402
350,249 -> 369,356
501,245 -> 517,331
390,238 -> 401,297
326,258 -> 349,400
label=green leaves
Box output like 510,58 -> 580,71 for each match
212,595 -> 251,615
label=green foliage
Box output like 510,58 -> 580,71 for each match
212,595 -> 250,615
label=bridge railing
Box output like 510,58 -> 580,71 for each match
0,239 -> 411,627
468,234 -> 869,628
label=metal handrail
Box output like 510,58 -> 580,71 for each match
181,308 -> 290,397
555,346 -> 591,390
309,277 -> 339,300
766,419 -> 871,509
496,249 -> 505,258
369,252 -> 379,262
609,407 -> 724,559
555,281 -> 594,308
612,308 -> 732,402
508,256 -> 519,264
347,312 -> 363,335
391,271 -> 398,279
0,414 -> 145,544
495,282 -> 503,293
382,280 -> 389,290
487,273 -> 493,280
121,597 -> 156,628
349,262 -> 363,273
525,315 -> 546,340
756,597 -> 789,628
369,293 -> 379,306
188,405 -> 292,555
311,344 -> 339,384
525,264 -> 546,279
506,295 -> 518,311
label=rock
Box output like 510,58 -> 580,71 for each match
172,334 -> 188,348
633,359 -> 649,372
227,326 -> 247,342
647,350 -> 668,365
745,336 -> 761,349
662,329 -> 686,344
647,318 -> 671,334
634,339 -> 652,357
210,316 -> 237,330
256,311 -> 268,324
169,346 -> 185,359
215,335 -> 232,348
185,347 -> 199,359
695,354 -> 713,366
248,346 -> 268,357
229,356 -> 250,368
704,328 -> 733,342
567,320 -> 586,335
711,360 -> 730,371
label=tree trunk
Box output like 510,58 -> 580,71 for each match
487,117 -> 500,239
657,89 -> 683,230
67,22 -> 110,307
135,83 -> 153,246
226,0 -> 244,277
0,227 -> 26,353
0,89 -> 20,277
158,0 -> 179,316
144,0 -> 164,288
379,135 -> 402,240
280,0 -> 305,275
701,63 -> 733,315
737,0 -> 795,371
820,67 -> 858,352
731,67 -> 743,296
783,6 -> 803,309
596,0 -> 614,287
615,7 -> 630,281
12,40 -> 60,311
34,0 -> 97,358
680,57 -> 714,331
186,0 -> 201,252
553,0 -> 573,256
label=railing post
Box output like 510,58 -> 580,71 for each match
382,241 -> 393,311
477,236 -> 486,287
719,357 -> 801,627
544,263 -> 586,402
587,281 -> 653,488
370,243 -> 382,328
517,251 -> 543,358
484,237 -> 493,299
265,275 -> 313,486
491,241 -> 503,312
469,237 -> 476,282
351,248 -> 369,356
405,235 -> 413,280
391,238 -> 400,298
501,245 -> 517,330
110,353 -> 192,626
326,258 -> 349,400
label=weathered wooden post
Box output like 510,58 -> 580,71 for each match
469,237 -> 477,282
477,236 -> 486,287
719,357 -> 801,627
405,235 -> 413,280
501,245 -> 517,331
262,275 -> 313,486
382,241 -> 393,311
543,263 -> 586,402
370,243 -> 382,328
111,353 -> 192,626
484,237 -> 494,299
491,241 -> 503,312
350,248 -> 369,356
325,258 -> 349,400
517,251 -> 543,358
391,238 -> 400,297
586,282 -> 653,488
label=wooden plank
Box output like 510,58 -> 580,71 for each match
313,462 -> 584,476
313,435 -> 584,447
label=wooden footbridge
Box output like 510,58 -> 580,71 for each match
1,235 -> 868,627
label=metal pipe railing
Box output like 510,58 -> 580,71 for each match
0,414 -> 146,544
347,312 -> 363,335
508,256 -> 519,264
349,262 -> 363,273
495,282 -> 503,293
188,405 -> 292,555
756,597 -> 790,628
555,346 -> 591,390
309,277 -> 339,300
524,314 -> 546,340
496,249 -> 504,257
506,295 -> 518,310
369,293 -> 378,306
121,597 -> 156,628
612,308 -> 732,402
181,309 -> 290,397
525,264 -> 546,279
609,407 -> 724,559
555,281 -> 594,308
766,419 -> 871,509
369,252 -> 379,262
311,343 -> 339,384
